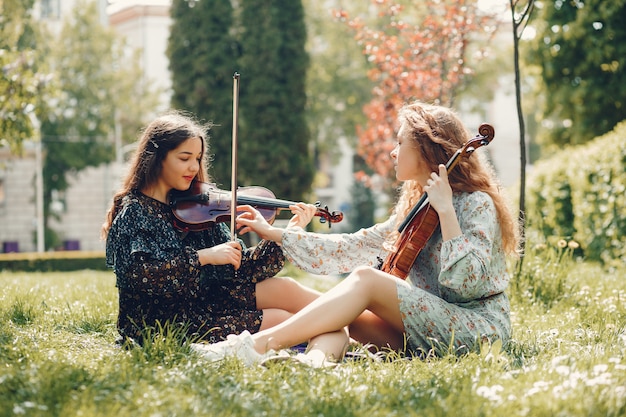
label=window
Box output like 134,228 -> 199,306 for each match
40,0 -> 60,19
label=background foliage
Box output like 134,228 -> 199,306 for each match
168,0 -> 313,202
335,0 -> 501,189
237,0 -> 312,201
525,121 -> 626,267
303,0 -> 371,157
526,0 -> 626,151
2,0 -> 626,254
36,0 -> 159,249
168,0 -> 237,188
0,0 -> 52,153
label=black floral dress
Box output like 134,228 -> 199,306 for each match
105,191 -> 285,344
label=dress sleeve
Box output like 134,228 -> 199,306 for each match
237,239 -> 285,283
106,202 -> 203,297
279,218 -> 395,275
437,192 -> 508,302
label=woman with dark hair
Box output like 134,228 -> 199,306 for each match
193,101 -> 520,367
102,111 -> 319,346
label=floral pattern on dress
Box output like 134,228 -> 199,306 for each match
106,191 -> 285,344
281,191 -> 511,355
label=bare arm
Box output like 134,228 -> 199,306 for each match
236,203 -> 317,244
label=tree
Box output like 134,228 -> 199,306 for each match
237,0 -> 313,201
0,0 -> 53,153
41,0 -> 160,248
527,0 -> 626,149
348,156 -> 376,231
300,1 -> 379,231
168,0 -> 313,202
168,0 -> 238,186
510,0 -> 536,263
303,0 -> 372,158
335,0 -> 500,188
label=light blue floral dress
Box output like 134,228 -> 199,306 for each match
280,191 -> 511,355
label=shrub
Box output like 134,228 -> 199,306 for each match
526,121 -> 626,266
0,251 -> 107,272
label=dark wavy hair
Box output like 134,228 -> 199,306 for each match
101,110 -> 211,238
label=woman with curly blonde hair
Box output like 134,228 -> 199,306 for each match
193,102 -> 520,367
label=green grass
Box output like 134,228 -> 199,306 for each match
1,249 -> 625,417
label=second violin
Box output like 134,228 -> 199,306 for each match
380,123 -> 495,279
169,180 -> 343,232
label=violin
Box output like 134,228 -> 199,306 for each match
169,180 -> 344,232
380,123 -> 495,279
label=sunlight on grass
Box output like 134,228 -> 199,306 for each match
1,250 -> 625,416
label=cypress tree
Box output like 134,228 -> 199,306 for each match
238,0 -> 313,201
168,0 -> 239,186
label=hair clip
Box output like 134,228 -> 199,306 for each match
149,140 -> 159,149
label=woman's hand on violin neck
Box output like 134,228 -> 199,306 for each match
198,241 -> 242,269
423,164 -> 462,241
236,205 -> 283,243
286,203 -> 316,230
423,164 -> 454,215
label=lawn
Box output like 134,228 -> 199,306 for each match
0,245 -> 625,417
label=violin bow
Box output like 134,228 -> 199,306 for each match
230,72 -> 240,241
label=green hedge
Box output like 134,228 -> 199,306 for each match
0,251 -> 107,272
526,121 -> 626,266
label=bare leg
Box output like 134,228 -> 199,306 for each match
255,276 -> 321,313
256,276 -> 321,330
256,276 -> 349,358
306,329 -> 350,361
252,266 -> 405,354
258,309 -> 293,330
349,310 -> 405,350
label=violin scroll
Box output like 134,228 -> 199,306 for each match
461,123 -> 495,155
313,202 -> 344,226
478,123 -> 495,144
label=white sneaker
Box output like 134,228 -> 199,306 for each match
293,351 -> 339,368
190,331 -> 269,366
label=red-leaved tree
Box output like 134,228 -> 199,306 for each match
335,0 -> 499,187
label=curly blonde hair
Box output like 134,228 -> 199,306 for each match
390,102 -> 519,255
